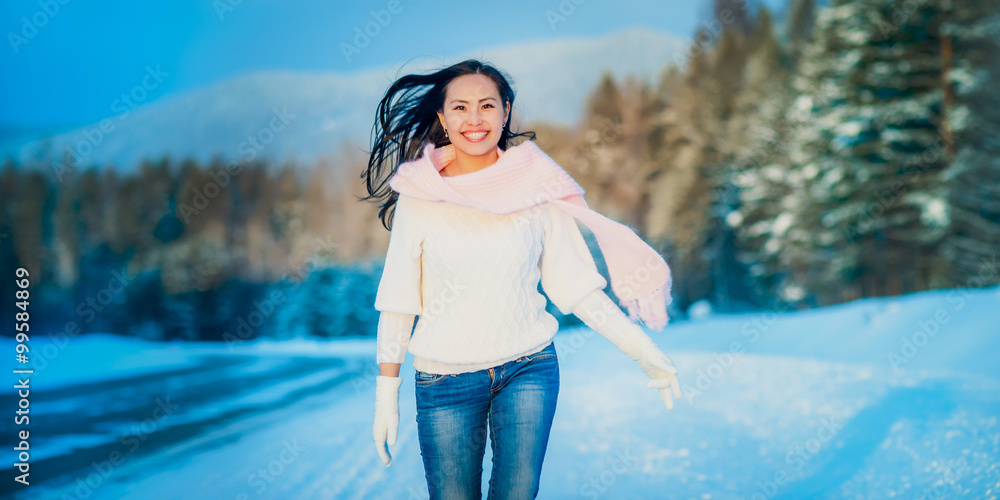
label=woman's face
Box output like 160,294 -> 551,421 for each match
437,73 -> 510,158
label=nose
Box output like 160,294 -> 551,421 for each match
467,108 -> 483,126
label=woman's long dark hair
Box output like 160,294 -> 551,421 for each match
361,59 -> 536,230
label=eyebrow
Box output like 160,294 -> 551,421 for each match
448,97 -> 498,105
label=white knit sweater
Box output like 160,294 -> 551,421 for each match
374,193 -> 647,375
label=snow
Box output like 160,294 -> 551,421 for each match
3,284 -> 1000,499
725,211 -> 744,228
687,300 -> 715,321
834,120 -> 865,139
772,212 -> 794,236
920,197 -> 950,227
24,334 -> 216,389
779,283 -> 807,302
801,163 -> 819,180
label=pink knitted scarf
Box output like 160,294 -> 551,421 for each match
388,139 -> 673,331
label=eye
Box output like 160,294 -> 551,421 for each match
483,103 -> 494,109
453,105 -> 465,111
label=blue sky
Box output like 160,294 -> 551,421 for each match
1,0 -> 785,130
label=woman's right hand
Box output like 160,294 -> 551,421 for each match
373,375 -> 403,467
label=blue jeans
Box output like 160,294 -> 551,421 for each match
414,340 -> 560,500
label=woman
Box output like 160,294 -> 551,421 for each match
362,59 -> 682,500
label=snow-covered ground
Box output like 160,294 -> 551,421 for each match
3,284 -> 999,499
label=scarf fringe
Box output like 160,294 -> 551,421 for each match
619,283 -> 670,332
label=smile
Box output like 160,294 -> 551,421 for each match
462,131 -> 488,142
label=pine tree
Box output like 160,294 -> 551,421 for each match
10,172 -> 51,279
101,169 -> 125,253
942,0 -> 1000,286
272,165 -> 306,277
729,5 -> 799,305
586,72 -> 624,127
782,0 -> 874,305
644,43 -> 718,308
0,162 -> 18,274
572,71 -> 665,230
783,0 -> 957,304
785,0 -> 817,67
77,168 -> 105,250
575,72 -> 627,220
702,24 -> 758,311
712,0 -> 756,37
52,167 -> 80,287
858,0 -> 953,296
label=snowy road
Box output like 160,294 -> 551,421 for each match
1,348 -> 371,500
3,285 -> 999,499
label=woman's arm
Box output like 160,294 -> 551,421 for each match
538,205 -> 608,315
376,310 -> 416,377
571,288 -> 663,361
572,288 -> 681,409
373,195 -> 425,316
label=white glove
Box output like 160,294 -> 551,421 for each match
632,339 -> 682,410
373,375 -> 402,467
572,290 -> 682,410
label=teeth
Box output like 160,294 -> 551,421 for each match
463,131 -> 487,140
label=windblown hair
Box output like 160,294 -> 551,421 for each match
360,59 -> 536,230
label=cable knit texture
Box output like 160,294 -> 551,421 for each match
387,139 -> 672,331
375,194 -> 608,374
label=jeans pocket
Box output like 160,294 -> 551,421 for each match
414,370 -> 449,387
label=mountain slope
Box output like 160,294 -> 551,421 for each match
4,27 -> 686,171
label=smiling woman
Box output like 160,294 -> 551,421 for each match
359,59 -> 680,500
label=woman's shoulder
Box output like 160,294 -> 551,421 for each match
540,201 -> 574,224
